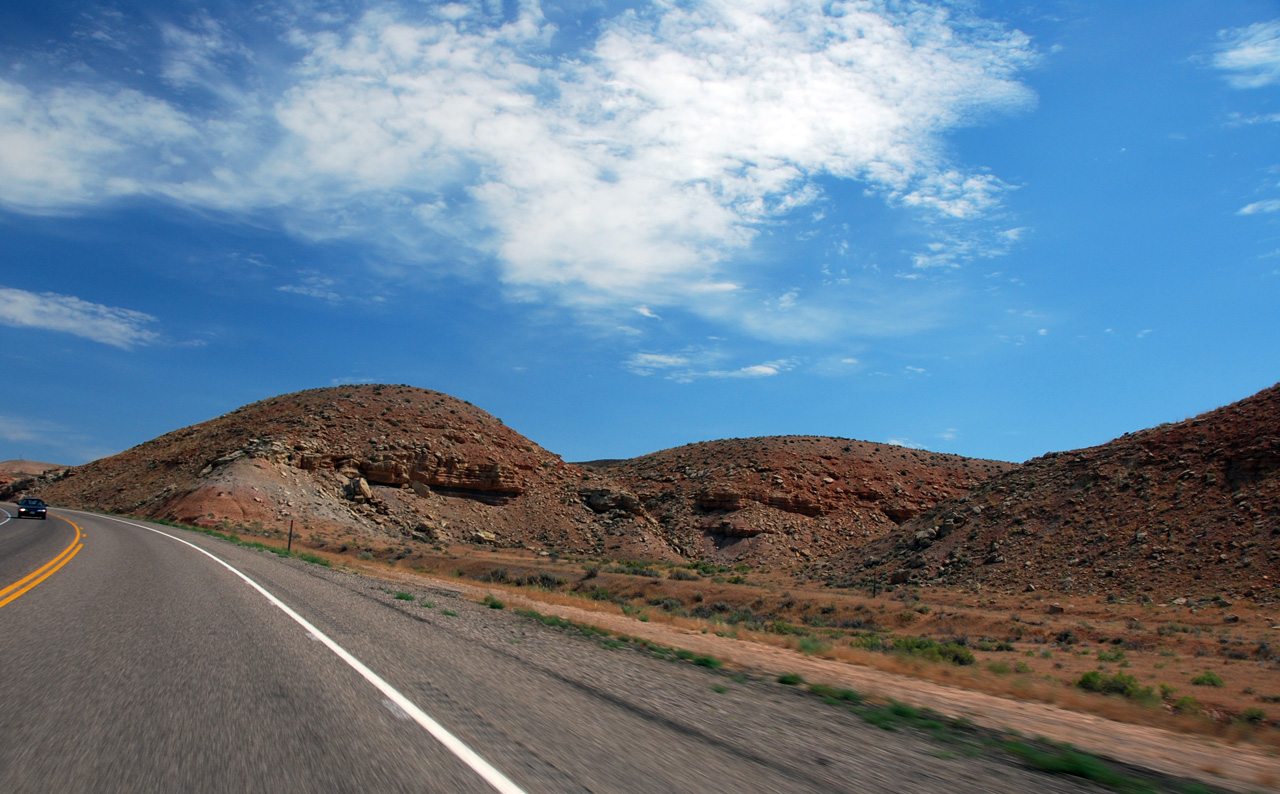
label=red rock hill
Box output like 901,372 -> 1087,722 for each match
592,437 -> 1014,571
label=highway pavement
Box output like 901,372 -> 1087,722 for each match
0,506 -> 1110,793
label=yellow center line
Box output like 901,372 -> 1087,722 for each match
0,516 -> 84,609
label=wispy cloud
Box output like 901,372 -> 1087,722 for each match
626,351 -> 797,382
1239,198 -> 1280,215
0,0 -> 1037,341
278,273 -> 342,303
1212,20 -> 1280,88
0,287 -> 159,348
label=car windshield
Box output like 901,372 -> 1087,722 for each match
20,499 -> 43,506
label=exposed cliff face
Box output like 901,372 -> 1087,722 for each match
590,436 -> 1015,571
844,383 -> 1280,600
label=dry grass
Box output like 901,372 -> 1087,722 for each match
176,524 -> 1280,753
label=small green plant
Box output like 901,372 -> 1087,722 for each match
441,609 -> 458,616
1173,696 -> 1200,714
777,673 -> 804,686
1190,671 -> 1224,687
394,591 -> 414,601
797,637 -> 831,656
1096,648 -> 1126,663
1241,707 -> 1267,723
483,594 -> 505,609
358,550 -> 375,561
421,601 -> 435,609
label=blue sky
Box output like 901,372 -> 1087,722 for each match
1,0 -> 1278,466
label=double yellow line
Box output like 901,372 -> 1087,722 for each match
0,517 -> 83,609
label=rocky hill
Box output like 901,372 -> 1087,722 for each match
9,385 -> 1013,570
19,386 -> 671,560
837,383 -> 1280,600
592,438 -> 1014,570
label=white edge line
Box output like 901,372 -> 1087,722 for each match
0,507 -> 10,526
83,511 -> 528,794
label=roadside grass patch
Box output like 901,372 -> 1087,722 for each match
394,591 -> 415,601
147,516 -> 332,567
441,609 -> 457,617
483,594 -> 505,609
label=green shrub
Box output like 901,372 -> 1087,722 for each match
1191,671 -> 1224,687
1173,696 -> 1200,714
1241,707 -> 1267,723
393,591 -> 414,601
1076,670 -> 1157,703
777,673 -> 804,686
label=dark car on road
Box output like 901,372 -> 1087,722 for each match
16,498 -> 47,520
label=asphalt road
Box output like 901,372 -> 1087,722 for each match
0,507 -> 1113,793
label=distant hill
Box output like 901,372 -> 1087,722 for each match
0,460 -> 65,475
596,437 -> 1014,571
0,460 -> 67,491
836,383 -> 1280,600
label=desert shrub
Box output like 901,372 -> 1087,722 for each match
856,635 -> 974,665
1241,707 -> 1267,724
1191,671 -> 1224,687
481,567 -> 509,583
1076,671 -> 1157,703
669,568 -> 700,581
515,571 -> 565,589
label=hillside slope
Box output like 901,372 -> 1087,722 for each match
839,383 -> 1280,600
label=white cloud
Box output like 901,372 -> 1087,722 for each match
1239,198 -> 1280,215
626,350 -> 797,381
0,80 -> 197,212
0,0 -> 1037,341
707,359 -> 797,379
1213,20 -> 1280,88
0,287 -> 159,348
